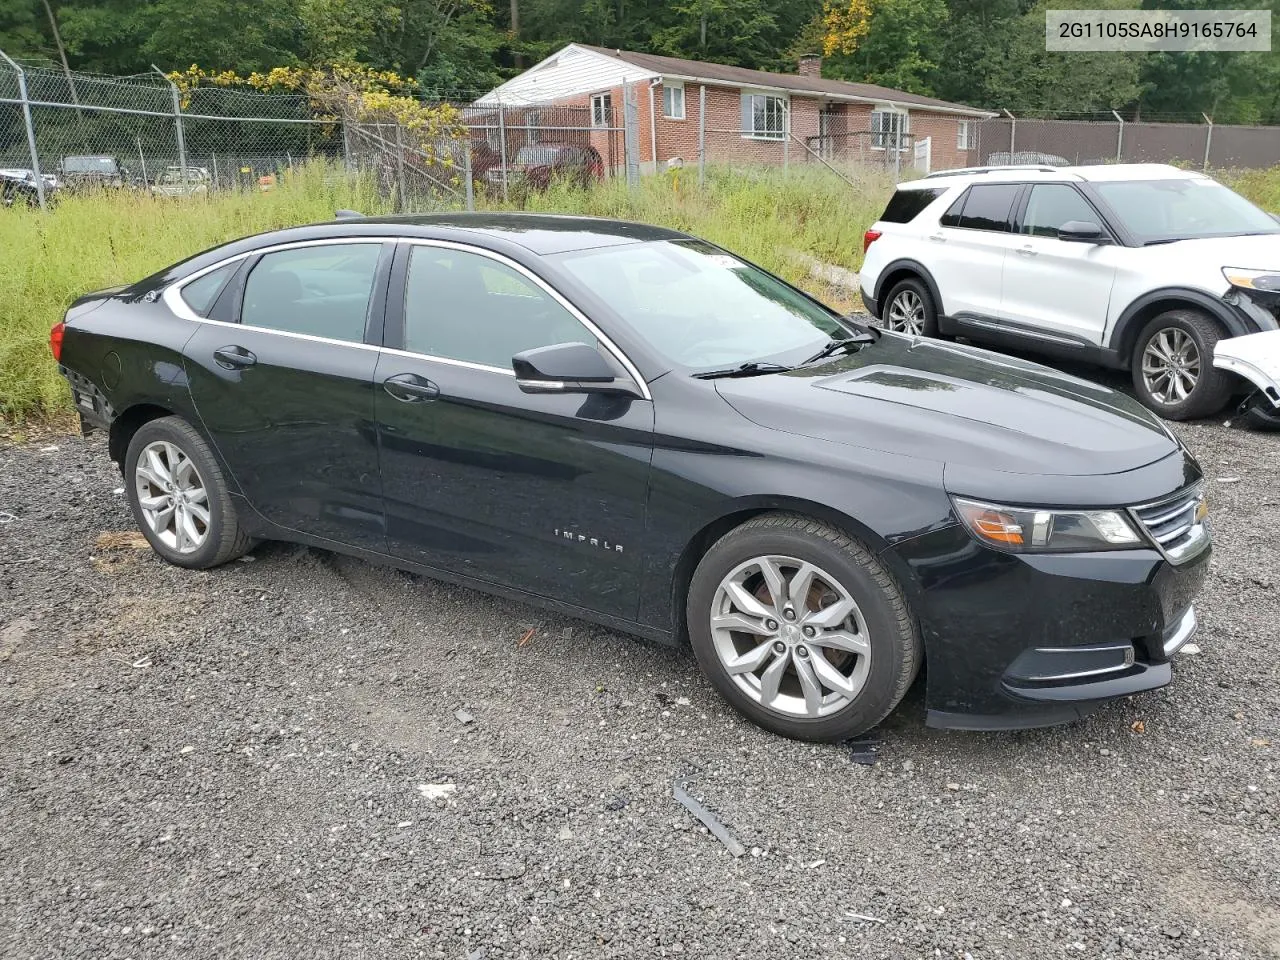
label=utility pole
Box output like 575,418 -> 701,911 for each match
40,0 -> 81,112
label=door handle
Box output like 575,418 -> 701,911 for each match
383,373 -> 440,403
927,233 -> 946,243
1016,245 -> 1037,257
213,345 -> 257,369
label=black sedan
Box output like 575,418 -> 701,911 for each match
52,214 -> 1210,741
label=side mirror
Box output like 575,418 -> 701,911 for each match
1057,220 -> 1106,243
512,342 -> 642,397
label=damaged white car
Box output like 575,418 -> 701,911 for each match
1215,331 -> 1280,429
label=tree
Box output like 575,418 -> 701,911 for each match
820,0 -> 948,95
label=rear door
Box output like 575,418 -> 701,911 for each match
374,240 -> 655,617
180,239 -> 393,549
1001,182 -> 1120,346
931,182 -> 1024,321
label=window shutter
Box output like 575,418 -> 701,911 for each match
741,94 -> 752,134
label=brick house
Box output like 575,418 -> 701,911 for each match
475,44 -> 993,175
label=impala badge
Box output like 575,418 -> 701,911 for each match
554,528 -> 624,553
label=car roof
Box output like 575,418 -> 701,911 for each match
904,163 -> 1206,189
312,213 -> 690,255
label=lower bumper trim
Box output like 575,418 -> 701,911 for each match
1163,605 -> 1197,657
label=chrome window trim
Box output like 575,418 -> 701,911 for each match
400,238 -> 652,401
161,235 -> 652,399
162,237 -> 389,325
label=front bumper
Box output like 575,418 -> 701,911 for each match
889,524 -> 1210,731
860,289 -> 880,319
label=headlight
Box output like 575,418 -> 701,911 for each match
1222,267 -> 1280,291
952,497 -> 1143,553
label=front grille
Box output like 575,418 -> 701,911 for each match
1130,485 -> 1207,563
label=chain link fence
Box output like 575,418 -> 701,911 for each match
972,113 -> 1280,170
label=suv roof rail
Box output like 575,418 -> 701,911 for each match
923,165 -> 1059,179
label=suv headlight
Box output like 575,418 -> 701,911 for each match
1222,267 -> 1280,291
952,497 -> 1142,553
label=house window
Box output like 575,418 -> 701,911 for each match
663,81 -> 685,119
957,120 -> 972,151
741,93 -> 786,140
872,108 -> 908,151
591,94 -> 612,129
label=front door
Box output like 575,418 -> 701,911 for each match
182,240 -> 392,549
1001,182 -> 1119,345
375,241 -> 655,617
819,106 -> 839,159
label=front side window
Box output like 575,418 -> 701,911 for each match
1092,177 -> 1280,244
741,93 -> 785,140
957,120 -> 972,150
872,109 -> 907,150
1021,184 -> 1100,238
403,246 -> 595,369
181,262 -> 238,316
554,239 -> 843,370
591,93 -> 612,128
663,82 -> 685,119
240,243 -> 381,343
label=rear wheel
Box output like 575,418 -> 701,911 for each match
686,514 -> 921,742
882,277 -> 940,338
1131,310 -> 1233,420
124,416 -> 253,569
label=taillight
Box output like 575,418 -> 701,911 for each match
49,322 -> 65,362
863,229 -> 882,254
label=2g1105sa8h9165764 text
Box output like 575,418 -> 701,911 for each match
1046,9 -> 1271,52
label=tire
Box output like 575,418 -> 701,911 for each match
686,513 -> 922,742
1131,310 -> 1234,420
882,277 -> 940,338
124,415 -> 253,569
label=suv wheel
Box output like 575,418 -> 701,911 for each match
686,514 -> 922,742
882,278 -> 939,337
1132,310 -> 1234,420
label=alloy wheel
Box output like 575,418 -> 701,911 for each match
1142,327 -> 1201,404
134,440 -> 210,554
886,290 -> 925,335
709,555 -> 872,719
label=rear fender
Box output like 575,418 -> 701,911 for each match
1214,331 -> 1280,409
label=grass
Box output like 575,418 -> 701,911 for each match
6,160 -> 1279,423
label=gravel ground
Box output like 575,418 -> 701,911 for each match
2,410 -> 1278,960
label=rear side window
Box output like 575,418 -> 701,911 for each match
942,184 -> 1021,232
880,188 -> 944,223
180,262 -> 237,317
241,243 -> 382,343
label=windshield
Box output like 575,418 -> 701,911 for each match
1093,178 -> 1280,243
62,156 -> 118,173
554,239 -> 843,369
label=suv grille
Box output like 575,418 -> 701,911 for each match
1130,485 -> 1207,563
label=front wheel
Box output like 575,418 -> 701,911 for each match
686,514 -> 922,742
124,416 -> 254,569
1131,310 -> 1234,420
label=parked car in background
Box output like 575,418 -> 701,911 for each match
0,169 -> 54,207
52,213 -> 1208,742
484,144 -> 604,193
860,163 -> 1280,422
151,166 -> 212,198
57,155 -> 128,190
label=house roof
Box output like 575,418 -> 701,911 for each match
576,45 -> 993,117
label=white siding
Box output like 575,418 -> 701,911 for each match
476,44 -> 656,105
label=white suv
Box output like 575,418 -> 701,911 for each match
859,163 -> 1280,421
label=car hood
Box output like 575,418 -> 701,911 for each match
714,334 -> 1177,477
1151,233 -> 1280,267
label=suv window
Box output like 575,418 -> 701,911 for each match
403,246 -> 594,369
952,184 -> 1020,232
241,243 -> 382,343
1021,184 -> 1099,238
181,262 -> 237,316
881,188 -> 944,224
